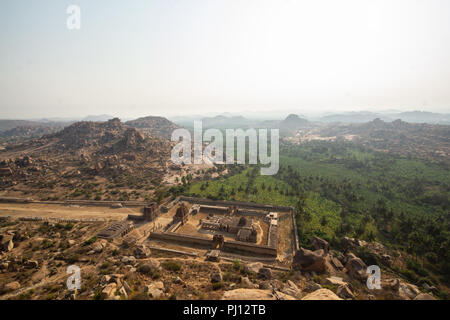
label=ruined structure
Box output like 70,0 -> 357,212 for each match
148,197 -> 298,259
201,215 -> 257,243
128,202 -> 159,222
97,221 -> 134,239
173,203 -> 189,225
143,202 -> 158,221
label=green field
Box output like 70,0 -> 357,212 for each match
181,140 -> 449,283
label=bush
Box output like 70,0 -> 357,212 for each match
212,282 -> 225,290
83,236 -> 97,246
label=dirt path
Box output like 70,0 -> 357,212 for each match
0,203 -> 133,220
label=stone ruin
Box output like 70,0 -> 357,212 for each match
173,203 -> 189,225
97,221 -> 134,239
128,202 -> 159,222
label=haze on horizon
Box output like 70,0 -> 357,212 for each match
1,0 -> 450,119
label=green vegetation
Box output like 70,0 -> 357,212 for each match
183,140 -> 450,284
162,261 -> 182,272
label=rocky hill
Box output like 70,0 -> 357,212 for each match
0,118 -> 173,201
0,220 -> 440,300
286,118 -> 450,164
0,125 -> 66,143
125,116 -> 180,140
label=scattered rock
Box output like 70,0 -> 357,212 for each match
144,282 -> 165,299
337,285 -> 355,299
414,293 -> 436,300
134,245 -> 151,258
325,276 -> 347,287
280,280 -> 302,298
211,272 -> 223,283
122,281 -> 132,295
345,255 -> 367,280
101,283 -> 117,300
91,242 -> 103,253
173,276 -> 184,285
244,262 -> 263,274
380,254 -> 393,267
147,288 -> 163,299
24,259 -> 39,268
118,286 -> 128,298
206,250 -> 220,262
258,281 -> 272,290
222,288 -> 295,300
330,256 -> 344,270
137,259 -> 160,274
301,288 -> 342,300
292,248 -> 330,273
242,277 -> 258,289
311,236 -> 329,253
398,282 -> 421,300
305,282 -> 322,292
1,238 -> 14,252
258,268 -> 272,279
121,256 -> 136,264
5,281 -> 21,291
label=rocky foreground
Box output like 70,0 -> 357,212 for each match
0,218 -> 442,300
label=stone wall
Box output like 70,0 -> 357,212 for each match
179,196 -> 294,213
149,231 -> 277,257
223,240 -> 277,257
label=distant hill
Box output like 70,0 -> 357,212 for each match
279,114 -> 309,135
395,111 -> 450,124
81,114 -> 115,122
0,120 -> 70,143
0,120 -> 46,133
201,115 -> 257,129
317,111 -> 450,124
125,116 -> 180,139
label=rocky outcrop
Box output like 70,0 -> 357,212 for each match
311,236 -> 329,253
211,272 -> 223,283
222,289 -> 296,300
0,234 -> 14,252
414,293 -> 436,300
280,280 -> 302,299
244,262 -> 263,274
137,259 -> 161,274
134,244 -> 151,259
345,254 -> 367,280
301,288 -> 342,300
398,282 -> 421,300
336,285 -> 355,299
258,268 -> 272,280
292,248 -> 332,273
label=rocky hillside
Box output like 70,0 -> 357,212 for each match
279,114 -> 310,135
125,116 -> 180,140
0,120 -> 68,144
0,118 -> 173,201
287,118 -> 450,163
0,219 -> 441,300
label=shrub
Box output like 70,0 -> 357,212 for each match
83,236 -> 97,246
212,282 -> 225,290
162,261 -> 181,272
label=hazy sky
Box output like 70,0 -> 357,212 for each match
1,0 -> 450,119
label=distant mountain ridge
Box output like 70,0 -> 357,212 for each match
316,111 -> 450,124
